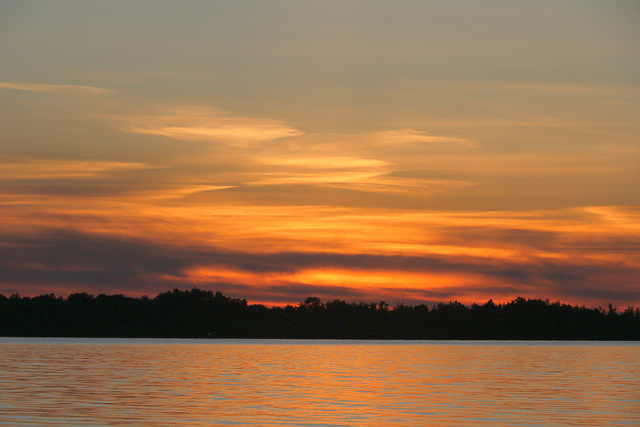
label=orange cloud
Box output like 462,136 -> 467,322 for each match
367,129 -> 476,148
1,89 -> 637,307
2,196 -> 638,306
259,156 -> 390,169
150,185 -> 236,200
122,107 -> 303,143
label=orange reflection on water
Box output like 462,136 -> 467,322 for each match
1,339 -> 639,426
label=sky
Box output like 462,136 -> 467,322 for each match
1,0 -> 639,307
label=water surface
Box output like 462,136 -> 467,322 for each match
1,338 -> 638,426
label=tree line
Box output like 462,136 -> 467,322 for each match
1,288 -> 638,339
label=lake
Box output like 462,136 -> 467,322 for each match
0,339 -> 638,426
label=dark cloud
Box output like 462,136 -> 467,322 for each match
563,236 -> 640,254
437,227 -> 561,250
0,228 -> 638,306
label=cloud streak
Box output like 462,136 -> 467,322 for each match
368,129 -> 476,148
0,81 -> 114,95
0,159 -> 154,180
121,107 -> 303,143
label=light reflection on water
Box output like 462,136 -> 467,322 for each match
0,339 -> 639,426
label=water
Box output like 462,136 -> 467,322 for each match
0,339 -> 638,426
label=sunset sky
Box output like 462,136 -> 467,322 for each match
1,1 -> 639,307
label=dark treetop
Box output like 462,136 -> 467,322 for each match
1,288 -> 639,339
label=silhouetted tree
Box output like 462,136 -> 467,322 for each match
0,290 -> 638,339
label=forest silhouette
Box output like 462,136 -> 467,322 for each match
1,288 -> 638,339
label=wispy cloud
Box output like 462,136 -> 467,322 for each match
0,159 -> 153,179
259,156 -> 390,170
367,129 -> 476,148
322,176 -> 474,196
0,81 -> 114,95
151,185 -> 235,199
250,155 -> 392,189
245,131 -> 476,194
122,106 -> 303,143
